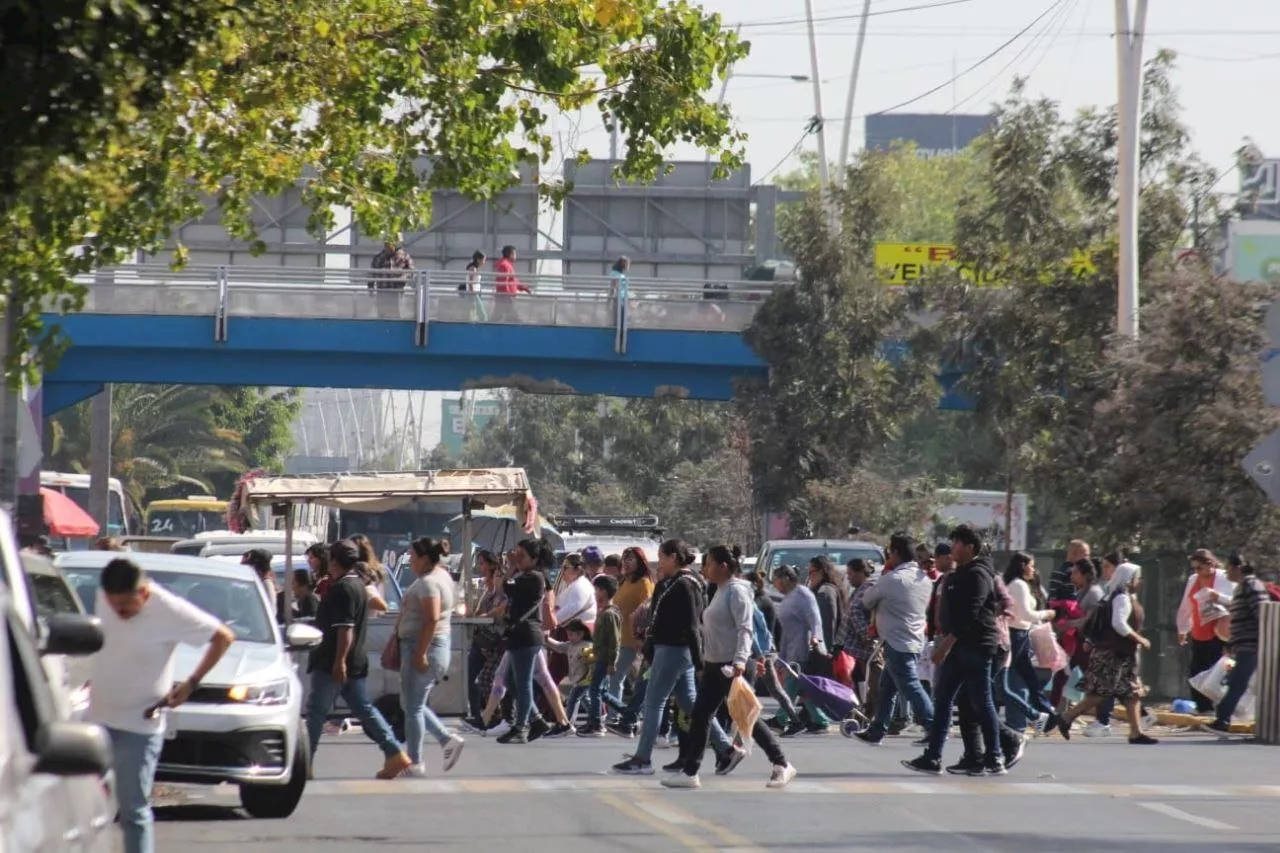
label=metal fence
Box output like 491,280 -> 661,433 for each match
62,265 -> 776,349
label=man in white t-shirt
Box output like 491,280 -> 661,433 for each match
89,558 -> 235,853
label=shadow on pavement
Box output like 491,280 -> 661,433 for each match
155,804 -> 246,822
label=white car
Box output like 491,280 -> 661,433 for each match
59,551 -> 323,819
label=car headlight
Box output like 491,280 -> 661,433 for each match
224,678 -> 291,706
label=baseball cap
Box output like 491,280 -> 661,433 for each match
241,548 -> 273,574
582,546 -> 604,565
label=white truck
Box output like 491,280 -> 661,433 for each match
934,489 -> 1029,551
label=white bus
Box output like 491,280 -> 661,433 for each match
39,471 -> 131,539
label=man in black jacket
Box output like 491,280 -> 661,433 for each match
903,524 -> 1005,776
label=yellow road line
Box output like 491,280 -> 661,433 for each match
596,792 -> 715,853
636,792 -> 768,853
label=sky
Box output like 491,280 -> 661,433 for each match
546,0 -> 1280,189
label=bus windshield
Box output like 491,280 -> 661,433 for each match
146,509 -> 226,539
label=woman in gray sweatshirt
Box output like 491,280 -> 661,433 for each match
662,546 -> 796,791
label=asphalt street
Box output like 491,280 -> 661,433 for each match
154,721 -> 1280,853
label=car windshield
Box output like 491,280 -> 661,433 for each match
61,566 -> 275,644
25,573 -> 82,619
764,547 -> 883,573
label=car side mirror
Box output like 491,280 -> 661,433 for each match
34,722 -> 112,777
41,614 -> 104,657
285,622 -> 323,651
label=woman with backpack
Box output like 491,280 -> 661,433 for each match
1054,562 -> 1158,745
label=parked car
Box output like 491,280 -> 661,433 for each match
21,553 -> 93,718
170,530 -> 319,559
59,551 -> 323,819
0,507 -> 117,853
754,539 -> 886,601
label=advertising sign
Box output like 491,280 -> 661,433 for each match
864,113 -> 995,158
440,397 -> 501,457
1229,222 -> 1280,283
874,242 -> 1098,286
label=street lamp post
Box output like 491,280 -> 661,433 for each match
1115,0 -> 1148,339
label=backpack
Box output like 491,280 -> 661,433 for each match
1084,594 -> 1116,647
751,603 -> 773,656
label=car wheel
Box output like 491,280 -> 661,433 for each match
239,725 -> 310,819
374,693 -> 405,742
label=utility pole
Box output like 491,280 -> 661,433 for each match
802,0 -> 832,200
0,307 -> 19,513
88,386 -> 112,534
836,0 -> 873,186
1114,0 -> 1148,339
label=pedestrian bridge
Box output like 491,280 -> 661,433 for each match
40,265 -> 774,414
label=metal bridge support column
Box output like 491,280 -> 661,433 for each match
214,266 -> 229,342
1256,602 -> 1280,743
414,270 -> 430,347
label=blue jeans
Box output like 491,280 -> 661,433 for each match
400,637 -> 452,763
107,727 -> 164,853
507,644 -> 541,727
1216,648 -> 1258,724
1004,629 -> 1055,721
634,645 -> 730,764
588,660 -> 624,727
871,646 -> 935,735
307,670 -> 403,760
608,646 -> 638,705
927,645 -> 1001,763
780,671 -> 832,726
995,664 -> 1029,731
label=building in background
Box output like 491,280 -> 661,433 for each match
864,113 -> 994,159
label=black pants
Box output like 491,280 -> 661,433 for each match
956,688 -> 1023,761
682,664 -> 786,776
1189,637 -> 1226,713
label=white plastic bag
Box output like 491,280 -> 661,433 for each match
1188,656 -> 1234,704
917,642 -> 934,684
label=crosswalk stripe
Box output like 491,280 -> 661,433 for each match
187,778 -> 1280,800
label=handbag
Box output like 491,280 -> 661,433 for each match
380,636 -> 401,672
805,646 -> 833,679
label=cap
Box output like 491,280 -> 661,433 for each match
242,548 -> 273,573
934,543 -> 952,557
582,546 -> 604,565
773,564 -> 800,583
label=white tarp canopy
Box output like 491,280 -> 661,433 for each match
240,468 -> 532,513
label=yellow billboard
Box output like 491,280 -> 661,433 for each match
874,243 -> 1099,286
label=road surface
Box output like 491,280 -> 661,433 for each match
156,723 -> 1280,852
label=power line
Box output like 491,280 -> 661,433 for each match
868,0 -> 1067,116
945,0 -> 1078,115
733,0 -> 981,29
754,125 -> 818,186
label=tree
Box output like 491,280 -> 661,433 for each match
206,387 -> 302,497
791,468 -> 943,543
1082,267 -> 1280,555
741,153 -> 939,516
777,145 -> 979,244
652,429 -> 756,548
912,55 -> 1218,547
43,384 -> 247,514
5,0 -> 747,380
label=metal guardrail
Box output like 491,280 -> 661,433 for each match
64,265 -> 776,352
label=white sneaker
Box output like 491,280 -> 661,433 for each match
489,721 -> 512,738
660,772 -> 701,789
767,763 -> 797,789
1083,722 -> 1111,738
401,763 -> 428,778
442,735 -> 465,772
1032,713 -> 1050,737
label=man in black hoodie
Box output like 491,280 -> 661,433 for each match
903,524 -> 1005,776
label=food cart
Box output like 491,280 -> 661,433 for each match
238,468 -> 538,718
